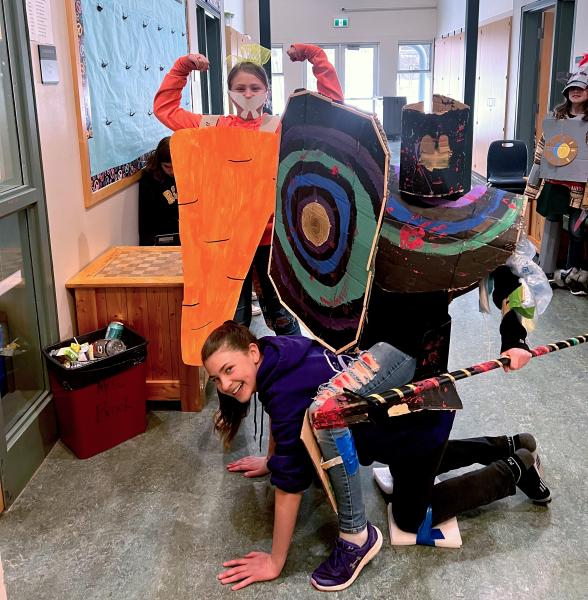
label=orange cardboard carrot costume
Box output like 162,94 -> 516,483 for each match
170,126 -> 279,365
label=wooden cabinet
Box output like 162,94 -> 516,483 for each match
66,247 -> 205,412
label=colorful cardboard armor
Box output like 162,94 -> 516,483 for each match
272,92 -> 528,421
270,91 -> 390,353
539,116 -> 588,181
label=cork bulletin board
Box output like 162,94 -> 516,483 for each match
65,0 -> 190,208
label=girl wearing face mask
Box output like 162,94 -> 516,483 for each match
154,45 -> 344,333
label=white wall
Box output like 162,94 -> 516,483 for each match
29,0 -> 206,339
571,0 -> 588,68
437,0 -> 585,138
30,0 -> 139,339
436,0 -> 514,36
224,0 -> 245,34
245,0 -> 437,97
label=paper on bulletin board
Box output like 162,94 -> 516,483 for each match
26,0 -> 54,45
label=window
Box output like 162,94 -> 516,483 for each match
305,46 -> 337,93
0,2 -> 21,194
271,46 -> 285,115
304,45 -> 378,113
397,43 -> 432,105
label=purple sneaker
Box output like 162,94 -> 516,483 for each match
311,521 -> 383,592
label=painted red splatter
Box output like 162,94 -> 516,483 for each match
400,224 -> 426,250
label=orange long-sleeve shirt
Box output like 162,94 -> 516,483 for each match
154,44 -> 343,244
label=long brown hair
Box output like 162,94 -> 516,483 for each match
144,136 -> 172,182
553,97 -> 588,121
202,321 -> 260,448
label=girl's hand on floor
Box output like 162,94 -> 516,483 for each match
501,347 -> 532,372
185,53 -> 209,71
218,551 -> 281,590
226,456 -> 269,477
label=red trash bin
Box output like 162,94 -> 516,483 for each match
43,327 -> 148,459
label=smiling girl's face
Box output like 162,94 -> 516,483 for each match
568,86 -> 588,109
204,343 -> 261,403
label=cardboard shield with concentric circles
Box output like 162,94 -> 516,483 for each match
270,91 -> 389,352
540,116 -> 588,182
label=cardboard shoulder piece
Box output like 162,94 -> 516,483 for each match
377,94 -> 526,294
270,91 -> 390,353
300,411 -> 338,514
539,116 -> 588,182
170,125 -> 279,365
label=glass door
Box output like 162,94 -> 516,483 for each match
305,44 -> 378,113
0,0 -> 58,509
344,45 -> 377,113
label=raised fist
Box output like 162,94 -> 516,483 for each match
185,53 -> 210,72
287,45 -> 307,62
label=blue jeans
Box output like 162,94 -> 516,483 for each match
308,342 -> 416,533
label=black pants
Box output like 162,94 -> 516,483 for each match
567,207 -> 588,270
234,246 -> 301,335
389,435 -> 516,533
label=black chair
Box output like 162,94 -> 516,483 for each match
486,139 -> 528,193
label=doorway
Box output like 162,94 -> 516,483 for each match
516,0 -> 575,171
0,0 -> 59,510
516,0 -> 575,247
195,2 -> 223,114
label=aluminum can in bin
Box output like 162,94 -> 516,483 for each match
92,339 -> 109,358
105,321 -> 124,340
92,338 -> 126,358
105,339 -> 126,356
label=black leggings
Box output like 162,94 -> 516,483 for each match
389,436 -> 517,533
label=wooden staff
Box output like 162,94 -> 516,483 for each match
311,334 -> 588,430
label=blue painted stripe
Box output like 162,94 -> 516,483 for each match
286,173 -> 351,275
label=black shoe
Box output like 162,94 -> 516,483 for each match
551,267 -> 579,289
505,433 -> 536,456
506,449 -> 551,505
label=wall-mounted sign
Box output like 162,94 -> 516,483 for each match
333,17 -> 349,28
38,44 -> 59,84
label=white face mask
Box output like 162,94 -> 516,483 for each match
229,91 -> 267,120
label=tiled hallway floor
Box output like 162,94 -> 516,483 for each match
1,288 -> 587,599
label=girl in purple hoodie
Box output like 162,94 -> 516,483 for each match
202,321 -> 549,593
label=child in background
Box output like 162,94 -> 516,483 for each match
154,44 -> 343,331
138,137 -> 179,246
525,59 -> 588,295
202,321 -> 550,592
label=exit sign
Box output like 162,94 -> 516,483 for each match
333,17 -> 349,28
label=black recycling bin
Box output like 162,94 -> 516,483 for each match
43,326 -> 148,458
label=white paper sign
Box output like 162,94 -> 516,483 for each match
26,0 -> 54,45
